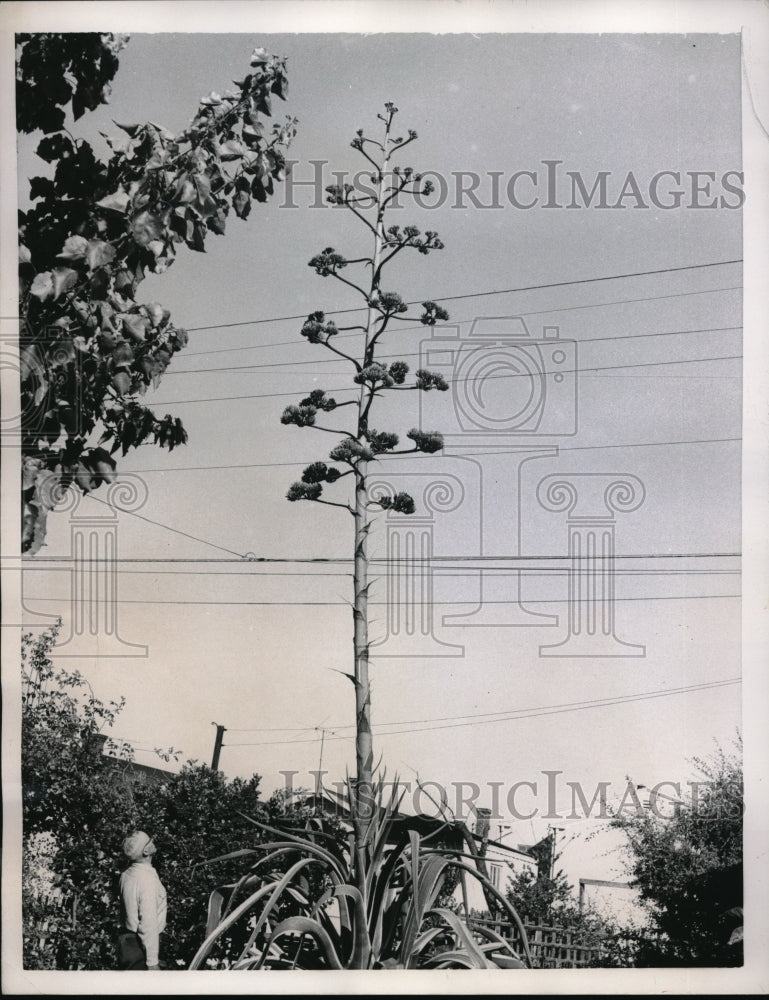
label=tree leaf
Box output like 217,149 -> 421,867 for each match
29,176 -> 56,201
51,268 -> 79,300
121,314 -> 149,341
144,302 -> 170,328
85,240 -> 116,271
130,210 -> 165,247
233,190 -> 251,219
96,189 -> 130,214
29,271 -> 54,301
112,120 -> 141,136
218,138 -> 246,161
58,235 -> 89,261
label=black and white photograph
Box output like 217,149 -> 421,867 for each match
2,1 -> 768,994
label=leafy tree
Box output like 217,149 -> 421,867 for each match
16,33 -> 130,135
507,866 -> 576,925
611,741 -> 743,966
20,622 -> 286,970
22,620 -> 139,967
280,103 -> 449,816
128,764 -> 274,968
18,36 -> 296,553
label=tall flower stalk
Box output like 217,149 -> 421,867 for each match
281,103 -> 449,839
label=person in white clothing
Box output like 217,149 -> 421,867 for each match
118,830 -> 167,970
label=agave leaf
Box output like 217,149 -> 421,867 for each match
474,924 -> 519,956
420,818 -> 455,846
257,915 -> 345,970
380,875 -> 418,958
235,857 -> 328,964
205,883 -> 235,937
234,812 -> 346,878
232,954 -> 266,969
412,924 -> 446,954
419,853 -> 533,967
189,880 -> 281,969
220,871 -> 266,925
408,830 -> 420,910
368,836 -> 409,943
366,798 -> 407,897
218,842 -> 316,924
423,907 -> 493,969
400,853 -> 449,959
420,950 -> 481,969
285,885 -> 311,907
310,886 -> 334,915
194,846 -> 262,868
487,953 -> 526,969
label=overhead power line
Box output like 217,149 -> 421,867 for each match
226,677 -> 741,733
89,495 -> 244,557
184,259 -> 743,333
164,324 -> 743,377
28,594 -> 742,607
222,677 -> 741,747
179,284 -> 742,359
125,435 -> 741,475
150,352 -> 742,407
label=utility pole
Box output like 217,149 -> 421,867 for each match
315,727 -> 326,812
548,825 -> 564,880
211,722 -> 226,771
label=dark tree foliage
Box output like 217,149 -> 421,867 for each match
17,36 -> 295,553
21,623 -> 296,970
611,742 -> 743,966
507,866 -> 576,925
16,33 -> 129,135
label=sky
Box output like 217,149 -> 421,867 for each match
12,28 -> 748,892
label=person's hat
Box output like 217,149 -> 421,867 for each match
123,830 -> 153,861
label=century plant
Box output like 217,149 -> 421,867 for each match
191,778 -> 533,970
197,104 -> 532,971
281,102 -> 449,818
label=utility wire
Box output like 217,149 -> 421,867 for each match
25,552 -> 740,564
222,677 -> 741,747
184,259 -> 743,333
179,285 -> 742,359
150,352 -> 742,407
46,567 -> 737,578
88,495 -> 244,557
225,678 -> 742,733
163,324 -> 742,377
125,435 -> 741,474
29,594 -> 741,607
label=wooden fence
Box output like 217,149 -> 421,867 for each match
470,915 -> 647,968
